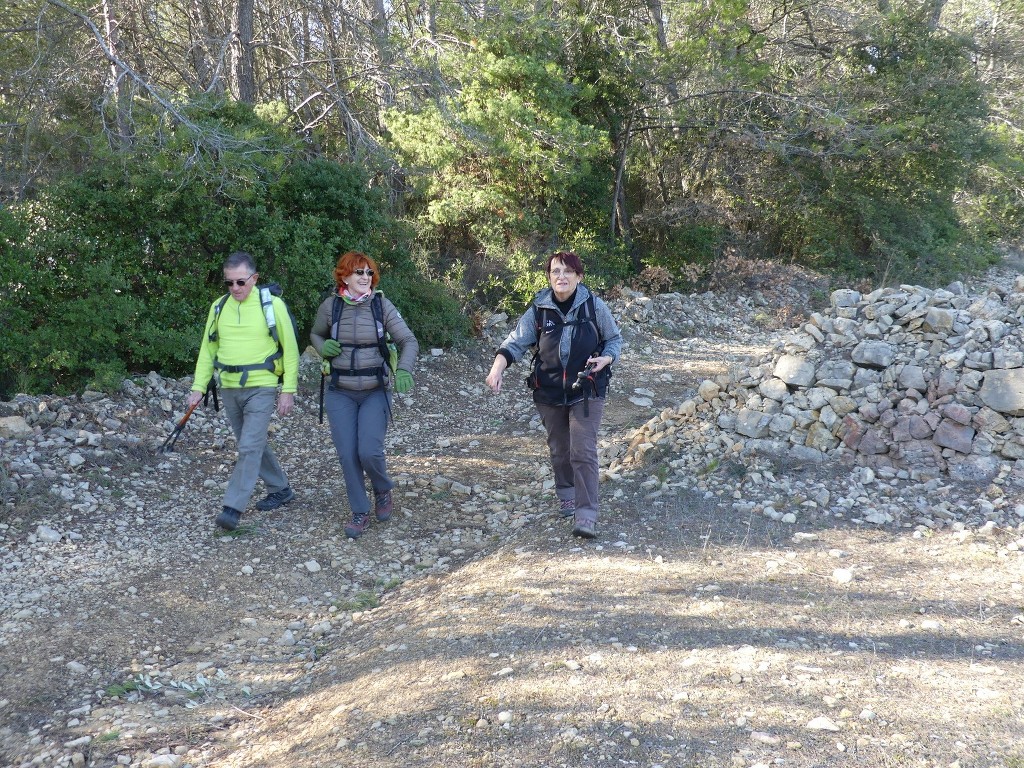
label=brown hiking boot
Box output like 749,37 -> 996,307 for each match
344,511 -> 370,539
374,489 -> 394,522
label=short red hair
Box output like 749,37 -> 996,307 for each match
334,251 -> 380,290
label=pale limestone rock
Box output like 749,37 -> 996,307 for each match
830,289 -> 861,308
734,409 -> 771,439
980,369 -> 1024,415
852,340 -> 896,369
773,354 -> 816,387
923,307 -> 955,333
933,419 -> 975,453
0,415 -> 32,439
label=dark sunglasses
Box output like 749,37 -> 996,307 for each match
223,274 -> 255,287
352,268 -> 374,277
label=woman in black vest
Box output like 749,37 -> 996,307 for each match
486,252 -> 622,538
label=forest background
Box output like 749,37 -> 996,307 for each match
0,0 -> 1021,397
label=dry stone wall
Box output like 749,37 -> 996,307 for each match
633,277 -> 1024,486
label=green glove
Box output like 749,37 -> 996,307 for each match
321,339 -> 341,358
394,369 -> 414,394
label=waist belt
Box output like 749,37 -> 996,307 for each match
327,366 -> 393,424
214,350 -> 281,386
330,366 -> 385,386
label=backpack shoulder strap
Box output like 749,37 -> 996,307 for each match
371,292 -> 384,334
259,286 -> 279,345
371,293 -> 391,361
330,295 -> 343,340
532,301 -> 552,336
208,294 -> 231,342
584,293 -> 605,353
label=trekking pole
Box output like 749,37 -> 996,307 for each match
158,399 -> 200,454
319,359 -> 329,425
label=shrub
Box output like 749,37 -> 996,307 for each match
0,103 -> 470,396
380,268 -> 472,349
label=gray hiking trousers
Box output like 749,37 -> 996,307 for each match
324,386 -> 394,516
220,387 -> 289,512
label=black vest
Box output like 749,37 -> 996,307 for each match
526,292 -> 610,406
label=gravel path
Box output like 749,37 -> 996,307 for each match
2,276 -> 1023,768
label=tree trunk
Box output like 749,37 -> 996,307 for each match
230,0 -> 255,103
925,0 -> 947,31
612,115 -> 634,258
100,0 -> 132,145
188,0 -> 222,94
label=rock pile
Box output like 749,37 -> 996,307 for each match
620,277 -> 1024,487
0,371 -> 206,507
481,287 -> 785,349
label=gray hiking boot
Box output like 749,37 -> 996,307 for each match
215,506 -> 241,531
559,498 -> 576,518
572,515 -> 597,539
255,487 -> 295,511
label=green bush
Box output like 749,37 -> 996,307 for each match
380,269 -> 472,349
470,249 -> 549,316
0,103 -> 470,397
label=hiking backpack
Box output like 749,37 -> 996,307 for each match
207,282 -> 299,386
329,291 -> 399,380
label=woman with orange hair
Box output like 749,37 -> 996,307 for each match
310,251 -> 419,538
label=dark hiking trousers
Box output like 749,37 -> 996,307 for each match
536,397 -> 605,524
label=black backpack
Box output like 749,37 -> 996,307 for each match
526,293 -> 611,408
329,292 -> 398,378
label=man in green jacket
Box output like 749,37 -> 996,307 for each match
187,251 -> 299,531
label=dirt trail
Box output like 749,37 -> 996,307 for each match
2,300 -> 1023,768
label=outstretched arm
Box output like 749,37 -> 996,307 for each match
486,355 -> 509,393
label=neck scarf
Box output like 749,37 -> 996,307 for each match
341,287 -> 372,305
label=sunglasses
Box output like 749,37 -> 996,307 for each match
223,274 -> 255,287
352,268 -> 374,277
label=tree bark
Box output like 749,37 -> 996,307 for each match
100,0 -> 132,144
188,0 -> 222,94
612,114 -> 634,258
230,0 -> 255,103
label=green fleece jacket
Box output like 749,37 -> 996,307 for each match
191,290 -> 299,394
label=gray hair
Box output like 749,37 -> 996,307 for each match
223,251 -> 257,273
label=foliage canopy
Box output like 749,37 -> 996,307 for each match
1,0 -> 1022,394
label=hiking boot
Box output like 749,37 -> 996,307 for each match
572,516 -> 597,539
344,511 -> 371,539
215,506 -> 241,531
374,489 -> 394,522
255,487 -> 295,511
559,498 -> 576,518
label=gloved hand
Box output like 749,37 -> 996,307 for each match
394,369 -> 414,394
321,339 -> 341,358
